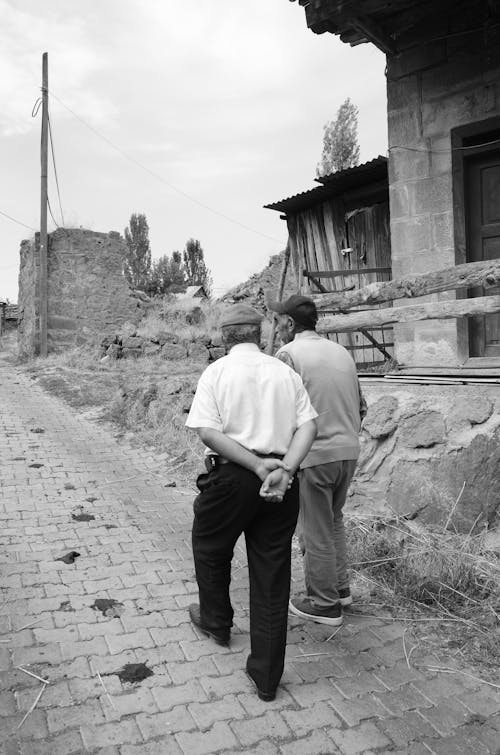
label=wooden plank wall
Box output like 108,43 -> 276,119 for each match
287,197 -> 393,367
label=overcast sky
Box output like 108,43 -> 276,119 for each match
0,0 -> 388,301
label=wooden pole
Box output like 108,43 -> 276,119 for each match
39,52 -> 49,357
266,242 -> 290,354
317,294 -> 500,334
312,258 -> 500,312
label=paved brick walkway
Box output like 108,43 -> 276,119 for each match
1,359 -> 499,755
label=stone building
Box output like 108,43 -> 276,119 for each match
285,0 -> 500,536
18,228 -> 147,357
292,0 -> 500,369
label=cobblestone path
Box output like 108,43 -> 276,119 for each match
1,359 -> 499,754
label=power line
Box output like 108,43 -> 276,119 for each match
47,196 -> 60,228
0,209 -> 36,232
49,90 -> 282,245
389,138 -> 500,154
48,110 -> 65,226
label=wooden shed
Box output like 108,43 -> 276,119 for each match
266,157 -> 393,368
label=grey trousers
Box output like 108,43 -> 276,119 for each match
297,459 -> 357,608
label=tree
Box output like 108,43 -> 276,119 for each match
316,97 -> 360,177
124,213 -> 152,291
149,251 -> 186,295
182,238 -> 213,297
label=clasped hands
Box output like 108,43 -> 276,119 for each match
255,458 -> 293,504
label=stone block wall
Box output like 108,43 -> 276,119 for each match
350,381 -> 500,542
386,27 -> 500,366
18,229 -> 147,357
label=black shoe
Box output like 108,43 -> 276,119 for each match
188,604 -> 230,646
338,587 -> 353,607
289,597 -> 343,626
245,663 -> 276,702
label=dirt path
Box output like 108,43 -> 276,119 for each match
1,359 -> 499,754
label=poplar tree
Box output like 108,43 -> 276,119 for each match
317,98 -> 360,177
182,238 -> 213,297
124,213 -> 152,291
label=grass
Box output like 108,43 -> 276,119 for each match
345,515 -> 500,679
22,345 -> 207,485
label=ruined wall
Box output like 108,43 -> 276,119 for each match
18,229 -> 147,357
18,237 -> 38,356
349,381 -> 500,542
386,28 -> 500,366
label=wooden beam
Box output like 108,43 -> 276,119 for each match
317,295 -> 500,334
266,242 -> 291,355
349,14 -> 398,54
304,267 -> 391,279
313,259 -> 500,312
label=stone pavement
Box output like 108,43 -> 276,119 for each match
0,359 -> 499,755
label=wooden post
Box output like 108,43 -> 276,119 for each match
39,52 -> 49,357
266,242 -> 290,354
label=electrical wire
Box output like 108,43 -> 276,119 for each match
0,209 -> 36,232
48,111 -> 65,227
47,196 -> 61,228
31,97 -> 42,118
389,138 -> 500,154
49,90 -> 282,245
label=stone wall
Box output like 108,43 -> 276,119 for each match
350,381 -> 500,542
18,229 -> 147,357
386,28 -> 500,366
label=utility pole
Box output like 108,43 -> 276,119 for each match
39,52 -> 48,357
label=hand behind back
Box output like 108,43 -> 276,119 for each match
259,467 -> 291,503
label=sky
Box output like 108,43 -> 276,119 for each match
0,0 -> 388,301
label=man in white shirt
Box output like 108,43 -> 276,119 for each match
186,303 -> 317,701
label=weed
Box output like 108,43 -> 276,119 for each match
346,515 -> 500,676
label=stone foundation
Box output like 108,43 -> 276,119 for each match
18,229 -> 148,357
350,381 -> 500,539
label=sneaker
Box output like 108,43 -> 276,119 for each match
338,587 -> 353,607
188,604 -> 230,646
245,662 -> 276,702
289,597 -> 343,626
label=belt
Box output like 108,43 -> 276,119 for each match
205,452 -> 284,473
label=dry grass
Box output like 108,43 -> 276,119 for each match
22,346 -> 206,484
139,297 -> 273,347
346,515 -> 500,678
137,297 -> 224,346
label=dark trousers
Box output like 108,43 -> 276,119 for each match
191,462 -> 299,693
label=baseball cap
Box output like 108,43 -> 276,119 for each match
266,294 -> 318,329
220,303 -> 263,328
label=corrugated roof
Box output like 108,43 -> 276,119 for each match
264,156 -> 387,214
174,285 -> 208,300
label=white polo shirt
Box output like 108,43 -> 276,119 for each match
186,343 -> 317,456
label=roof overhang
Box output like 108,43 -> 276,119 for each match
292,1 -> 500,55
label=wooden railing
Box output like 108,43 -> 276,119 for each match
310,259 -> 500,334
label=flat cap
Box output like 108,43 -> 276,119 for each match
220,303 -> 263,328
266,294 -> 318,328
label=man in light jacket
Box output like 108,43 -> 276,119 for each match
268,294 -> 366,627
